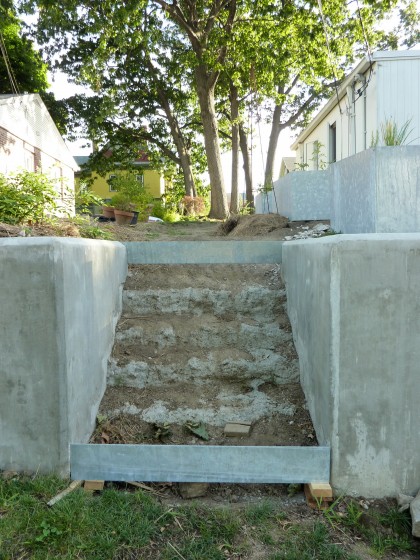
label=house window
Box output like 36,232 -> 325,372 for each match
108,174 -> 117,192
136,174 -> 144,186
329,122 -> 337,163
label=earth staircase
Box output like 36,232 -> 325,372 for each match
101,263 -> 315,446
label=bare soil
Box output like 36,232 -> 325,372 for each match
102,214 -> 327,242
96,263 -> 312,450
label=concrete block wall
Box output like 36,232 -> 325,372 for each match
0,238 -> 127,475
255,170 -> 331,221
282,234 -> 420,497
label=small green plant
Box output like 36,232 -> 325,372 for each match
0,170 -> 61,225
75,181 -> 104,213
69,215 -> 114,240
295,162 -> 310,171
239,201 -> 254,215
311,140 -> 327,170
370,117 -> 414,147
33,520 -> 63,544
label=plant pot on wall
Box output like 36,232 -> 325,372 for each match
114,209 -> 135,225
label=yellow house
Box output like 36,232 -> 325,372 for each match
74,151 -> 166,202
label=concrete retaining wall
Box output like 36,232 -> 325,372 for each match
282,234 -> 420,497
255,170 -> 331,221
332,146 -> 420,233
0,238 -> 127,475
256,147 -> 420,234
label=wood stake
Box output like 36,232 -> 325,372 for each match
47,480 -> 83,507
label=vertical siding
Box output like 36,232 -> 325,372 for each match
377,58 -> 420,145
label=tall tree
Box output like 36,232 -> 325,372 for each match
22,0 -> 237,218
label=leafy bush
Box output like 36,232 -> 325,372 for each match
0,170 -> 61,225
151,200 -> 180,222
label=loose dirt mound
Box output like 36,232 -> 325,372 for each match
217,214 -> 289,238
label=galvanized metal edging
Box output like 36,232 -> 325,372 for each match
70,444 -> 330,484
123,241 -> 283,265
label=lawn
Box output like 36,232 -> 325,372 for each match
0,475 -> 418,560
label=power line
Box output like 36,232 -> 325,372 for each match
353,0 -> 373,102
317,0 -> 343,114
0,30 -> 20,95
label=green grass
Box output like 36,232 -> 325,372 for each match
0,476 -> 418,560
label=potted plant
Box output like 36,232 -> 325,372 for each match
111,192 -> 137,225
109,173 -> 153,225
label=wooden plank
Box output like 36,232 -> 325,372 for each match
307,482 -> 333,499
84,480 -> 105,492
224,423 -> 251,437
71,444 -> 330,484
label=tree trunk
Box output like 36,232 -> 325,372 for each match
230,83 -> 239,214
194,64 -> 229,219
239,123 -> 253,207
156,86 -> 197,197
264,103 -> 283,189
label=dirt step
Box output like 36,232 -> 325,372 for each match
124,264 -> 283,292
108,346 -> 299,389
114,315 -> 293,353
122,286 -> 285,318
102,262 -> 312,447
94,383 -> 317,447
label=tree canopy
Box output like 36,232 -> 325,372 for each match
19,0 -> 420,216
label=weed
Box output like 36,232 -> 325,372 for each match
70,215 -> 114,240
370,117 -> 414,146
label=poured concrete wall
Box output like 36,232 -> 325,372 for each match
282,234 -> 420,497
332,146 -> 420,233
0,238 -> 127,475
255,170 -> 331,221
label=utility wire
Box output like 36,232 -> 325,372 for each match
317,0 -> 343,114
0,30 -> 20,95
353,0 -> 373,102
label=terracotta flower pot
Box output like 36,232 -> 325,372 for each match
102,206 -> 115,219
114,209 -> 135,225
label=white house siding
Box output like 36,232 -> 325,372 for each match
295,66 -> 379,168
0,94 -> 78,215
376,54 -> 420,147
293,51 -> 420,170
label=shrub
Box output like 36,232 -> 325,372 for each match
0,170 -> 61,225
